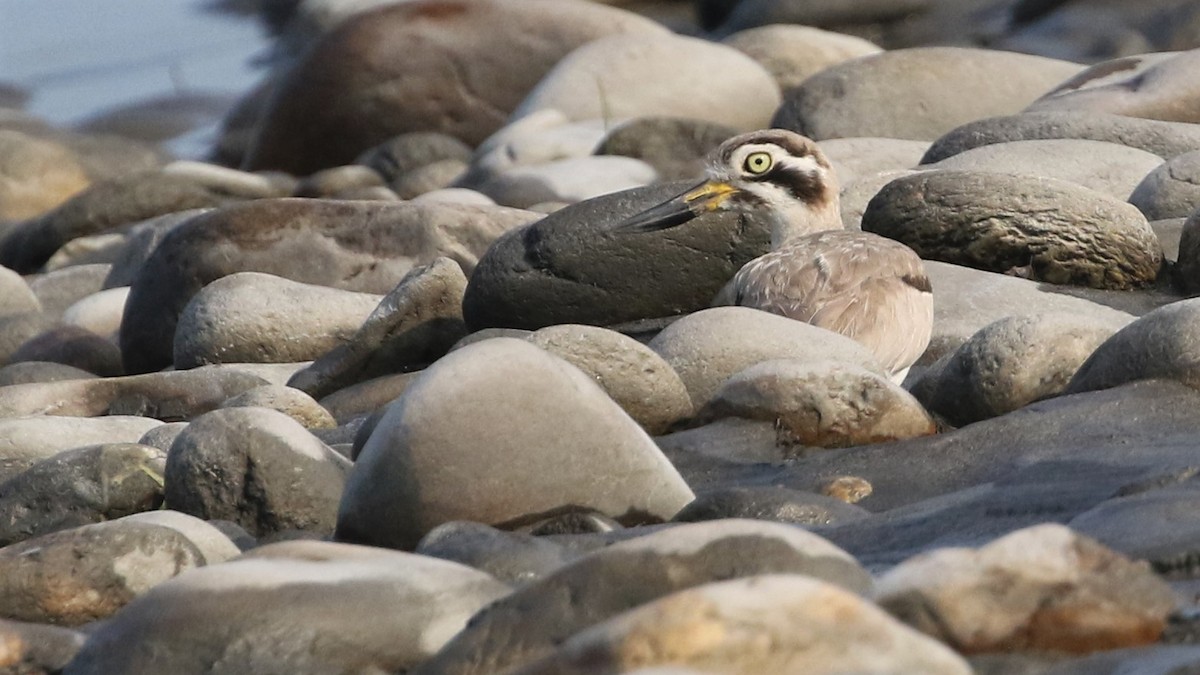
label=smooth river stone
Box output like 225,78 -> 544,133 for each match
772,47 -> 1082,142
1128,150 -> 1200,220
0,511 -> 239,626
875,524 -> 1176,654
165,407 -> 351,538
63,541 -> 510,675
512,575 -> 971,675
648,307 -> 886,407
921,110 -> 1200,163
1067,298 -> 1200,395
416,519 -> 871,675
511,33 -> 780,132
0,442 -> 165,547
912,313 -> 1127,426
0,366 -> 270,420
175,272 -> 382,369
0,416 -> 162,483
923,139 -> 1164,200
119,198 -> 537,374
862,170 -> 1162,290
336,338 -> 694,550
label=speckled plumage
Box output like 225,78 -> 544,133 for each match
618,129 -> 934,379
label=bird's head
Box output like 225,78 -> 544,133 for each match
614,129 -> 841,246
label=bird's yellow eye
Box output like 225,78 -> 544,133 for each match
743,151 -> 773,175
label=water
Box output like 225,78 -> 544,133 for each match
0,0 -> 269,151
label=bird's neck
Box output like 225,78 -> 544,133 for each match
769,197 -> 843,248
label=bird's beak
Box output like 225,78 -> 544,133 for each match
613,181 -> 739,233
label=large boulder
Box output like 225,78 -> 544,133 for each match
242,0 -> 666,174
862,170 -> 1162,290
336,338 -> 694,550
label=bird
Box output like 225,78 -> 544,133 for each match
613,128 -> 933,383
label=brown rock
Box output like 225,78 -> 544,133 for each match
697,360 -> 936,449
875,524 -> 1176,653
862,170 -> 1162,290
243,0 -> 666,174
0,130 -> 89,223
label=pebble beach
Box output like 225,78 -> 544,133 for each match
3,0 -> 1200,673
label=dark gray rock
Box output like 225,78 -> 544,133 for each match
922,261 -> 1171,365
1070,483 -> 1200,572
922,111 -> 1200,164
1067,298 -> 1200,394
63,540 -> 510,675
862,170 -> 1162,290
165,407 -> 351,538
673,486 -> 869,526
413,519 -> 871,675
101,209 -> 206,289
912,313 -> 1127,426
0,511 -> 239,626
1176,207 -> 1200,293
288,257 -> 468,400
1129,150 -> 1200,220
0,443 -> 164,547
462,181 -> 771,331
595,117 -> 737,182
772,47 -> 1081,142
118,198 -> 536,374
1040,646 -> 1200,675
658,379 -> 1200,569
0,172 -> 236,274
